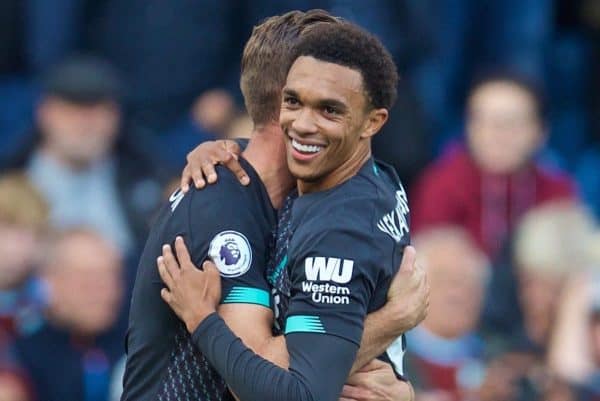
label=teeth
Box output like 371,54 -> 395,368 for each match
292,139 -> 323,154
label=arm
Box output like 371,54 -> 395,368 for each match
547,273 -> 595,382
159,225 -> 381,401
159,252 -> 355,401
159,239 -> 427,372
159,242 -> 416,401
351,246 -> 428,374
196,313 -> 357,401
342,360 -> 416,401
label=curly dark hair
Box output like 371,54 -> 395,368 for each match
291,22 -> 398,110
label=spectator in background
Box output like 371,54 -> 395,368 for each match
545,226 -> 600,399
404,227 -> 489,401
411,71 -> 577,260
475,203 -> 594,401
14,229 -> 125,401
511,203 -> 594,348
0,173 -> 40,401
25,0 -> 250,133
0,173 -> 48,339
0,55 -> 168,255
0,368 -> 34,401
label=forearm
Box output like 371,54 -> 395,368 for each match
192,313 -> 354,401
257,334 -> 289,369
352,309 -> 400,374
218,304 -> 289,369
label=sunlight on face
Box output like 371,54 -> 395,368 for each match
279,56 -> 373,191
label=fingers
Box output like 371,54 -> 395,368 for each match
203,260 -> 221,279
202,141 -> 232,185
162,244 -> 181,280
201,161 -> 219,185
192,165 -> 207,189
157,256 -> 175,290
345,373 -> 366,387
356,359 -> 388,373
224,157 -> 250,185
181,165 -> 192,193
340,385 -> 371,400
202,260 -> 218,272
223,140 -> 241,158
220,140 -> 248,185
202,260 -> 222,305
400,245 -> 417,274
202,260 -> 222,288
174,236 -> 193,267
184,140 -> 245,189
185,150 -> 207,189
160,288 -> 173,304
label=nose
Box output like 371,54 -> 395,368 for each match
291,107 -> 318,135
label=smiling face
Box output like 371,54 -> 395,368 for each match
280,56 -> 387,192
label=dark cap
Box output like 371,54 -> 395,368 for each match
42,55 -> 122,104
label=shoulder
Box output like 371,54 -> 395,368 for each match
162,163 -> 273,249
170,164 -> 263,221
293,176 -> 408,265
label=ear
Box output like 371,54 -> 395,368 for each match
360,108 -> 388,139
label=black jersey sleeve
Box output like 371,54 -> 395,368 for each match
284,223 -> 389,346
166,174 -> 272,309
191,312 -> 357,401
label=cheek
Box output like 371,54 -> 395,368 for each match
326,119 -> 361,148
279,109 -> 296,129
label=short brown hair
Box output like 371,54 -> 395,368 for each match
0,172 -> 49,232
240,9 -> 340,126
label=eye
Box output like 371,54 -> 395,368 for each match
284,96 -> 299,106
324,106 -> 338,115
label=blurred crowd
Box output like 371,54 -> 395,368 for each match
0,1 -> 599,401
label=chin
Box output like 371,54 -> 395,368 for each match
289,164 -> 322,182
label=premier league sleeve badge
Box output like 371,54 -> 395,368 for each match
208,231 -> 253,277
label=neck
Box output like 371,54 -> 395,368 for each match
299,142 -> 371,195
243,122 -> 295,209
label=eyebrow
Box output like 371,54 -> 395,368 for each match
282,88 -> 299,99
282,88 -> 348,113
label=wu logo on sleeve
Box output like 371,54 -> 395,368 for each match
302,257 -> 353,305
304,257 -> 354,284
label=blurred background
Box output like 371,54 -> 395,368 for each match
0,1 -> 599,400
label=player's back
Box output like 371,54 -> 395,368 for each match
121,158 -> 276,401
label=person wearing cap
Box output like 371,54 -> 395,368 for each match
0,55 -> 169,256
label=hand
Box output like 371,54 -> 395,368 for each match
340,360 -> 414,401
384,246 -> 429,335
180,140 -> 248,192
157,236 -> 222,332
